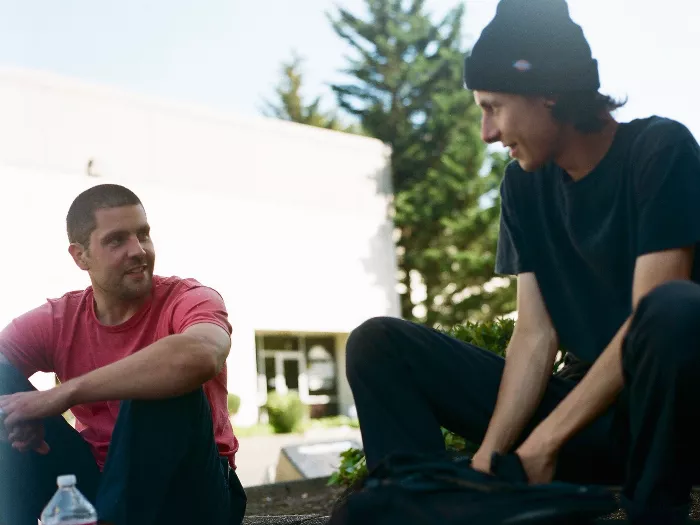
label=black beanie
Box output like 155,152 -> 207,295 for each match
464,0 -> 599,95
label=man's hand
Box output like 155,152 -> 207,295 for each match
515,435 -> 558,484
2,419 -> 50,454
0,388 -> 72,425
471,447 -> 494,475
0,387 -> 72,453
472,440 -> 558,484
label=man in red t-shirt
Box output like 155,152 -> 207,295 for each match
0,184 -> 246,525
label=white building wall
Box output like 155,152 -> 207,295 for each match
0,68 -> 400,426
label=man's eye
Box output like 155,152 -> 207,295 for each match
138,233 -> 150,242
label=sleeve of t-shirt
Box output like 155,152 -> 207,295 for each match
495,165 -> 535,276
170,285 -> 233,336
635,124 -> 700,256
0,302 -> 54,377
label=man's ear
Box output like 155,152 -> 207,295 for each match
68,243 -> 90,271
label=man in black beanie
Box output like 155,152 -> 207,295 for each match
344,0 -> 700,524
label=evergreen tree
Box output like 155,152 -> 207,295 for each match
329,0 -> 515,326
263,52 -> 359,133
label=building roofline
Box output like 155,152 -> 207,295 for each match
0,66 -> 391,154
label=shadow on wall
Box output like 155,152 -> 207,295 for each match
358,164 -> 402,319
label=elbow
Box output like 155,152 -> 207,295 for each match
211,348 -> 228,376
200,343 -> 227,380
508,325 -> 559,360
175,335 -> 228,382
511,323 -> 557,347
201,351 -> 221,380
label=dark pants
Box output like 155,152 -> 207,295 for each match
346,280 -> 700,525
0,368 -> 247,525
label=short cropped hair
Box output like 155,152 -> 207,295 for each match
66,184 -> 142,247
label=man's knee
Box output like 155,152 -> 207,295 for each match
0,363 -> 35,396
634,280 -> 700,332
627,280 -> 700,366
121,387 -> 210,426
346,316 -> 404,375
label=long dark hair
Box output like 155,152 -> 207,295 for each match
549,91 -> 627,133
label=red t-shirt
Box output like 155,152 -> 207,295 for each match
0,275 -> 239,470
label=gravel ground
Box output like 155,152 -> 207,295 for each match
243,517 -> 330,525
245,482 -> 700,522
598,491 -> 700,521
245,482 -> 344,517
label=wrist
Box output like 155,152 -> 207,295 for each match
60,377 -> 85,408
479,432 -> 515,456
526,421 -> 566,455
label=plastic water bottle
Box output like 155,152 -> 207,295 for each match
40,474 -> 97,525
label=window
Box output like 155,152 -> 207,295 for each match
305,337 -> 337,396
255,332 -> 340,418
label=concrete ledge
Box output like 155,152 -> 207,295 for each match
243,516 -> 328,525
244,477 -> 331,501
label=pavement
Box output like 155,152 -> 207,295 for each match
235,426 -> 362,487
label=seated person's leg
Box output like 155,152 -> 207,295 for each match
346,316 -> 508,469
619,280 -> 700,525
96,387 -> 246,525
0,365 -> 100,525
346,316 -> 625,483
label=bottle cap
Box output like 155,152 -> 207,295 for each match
57,474 -> 77,487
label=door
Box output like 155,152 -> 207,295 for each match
263,350 -> 302,396
280,355 -> 300,395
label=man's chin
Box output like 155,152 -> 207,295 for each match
516,158 -> 543,173
121,278 -> 153,300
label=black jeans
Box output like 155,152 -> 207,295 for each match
0,367 -> 247,525
346,280 -> 700,525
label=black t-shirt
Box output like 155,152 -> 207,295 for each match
495,116 -> 700,364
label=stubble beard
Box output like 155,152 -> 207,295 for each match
118,270 -> 154,301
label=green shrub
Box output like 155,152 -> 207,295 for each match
328,447 -> 367,487
304,415 -> 361,431
444,318 -> 515,358
227,394 -> 241,415
265,392 -> 309,434
445,318 -> 566,372
329,317 -> 568,488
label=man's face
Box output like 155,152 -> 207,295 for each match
74,205 -> 156,301
474,91 -> 563,172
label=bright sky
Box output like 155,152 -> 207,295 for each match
0,0 -> 699,136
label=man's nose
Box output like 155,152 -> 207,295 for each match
126,236 -> 146,257
481,118 -> 500,144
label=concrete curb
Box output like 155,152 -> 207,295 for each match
244,476 -> 332,500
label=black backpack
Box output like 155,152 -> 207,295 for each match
328,452 -> 619,525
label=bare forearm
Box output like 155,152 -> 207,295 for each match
480,332 -> 559,454
530,318 -> 629,450
62,335 -> 219,406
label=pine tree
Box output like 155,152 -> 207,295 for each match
263,52 -> 359,134
329,0 -> 515,326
